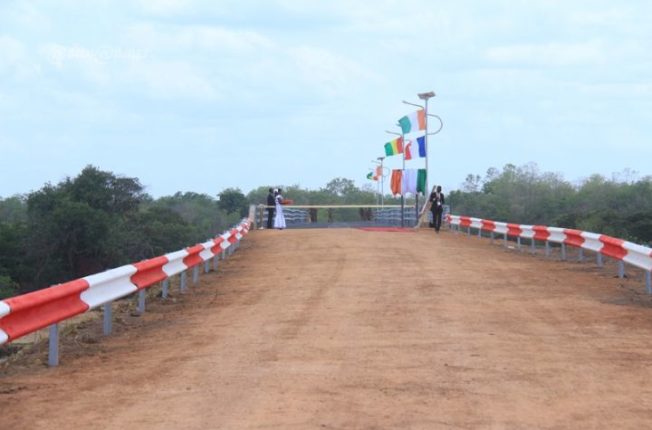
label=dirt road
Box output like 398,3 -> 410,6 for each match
2,228 -> 652,429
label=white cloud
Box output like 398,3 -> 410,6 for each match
126,22 -> 273,53
135,0 -> 193,15
485,41 -> 606,67
578,82 -> 652,98
1,1 -> 52,31
126,59 -> 220,100
288,46 -> 382,97
0,36 -> 26,69
37,41 -> 219,100
0,36 -> 40,79
39,43 -> 113,85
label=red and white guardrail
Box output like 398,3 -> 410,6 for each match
447,214 -> 652,292
0,219 -> 252,346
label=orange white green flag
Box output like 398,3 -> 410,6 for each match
398,110 -> 426,134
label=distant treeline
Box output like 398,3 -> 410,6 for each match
0,166 -> 249,298
449,163 -> 652,245
0,169 -> 389,299
4,163 -> 648,299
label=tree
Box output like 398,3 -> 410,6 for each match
323,178 -> 357,197
150,192 -> 228,240
218,188 -> 249,218
24,167 -> 148,289
0,195 -> 27,224
462,174 -> 482,193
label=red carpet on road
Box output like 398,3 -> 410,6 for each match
357,227 -> 416,233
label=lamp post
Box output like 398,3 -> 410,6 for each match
371,158 -> 386,207
403,91 -> 443,194
377,156 -> 385,207
385,128 -> 404,226
418,91 -> 435,197
402,91 -> 443,225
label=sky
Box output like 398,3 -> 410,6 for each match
1,0 -> 651,198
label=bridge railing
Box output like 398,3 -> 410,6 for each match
447,214 -> 652,293
254,204 -> 425,228
0,218 -> 253,366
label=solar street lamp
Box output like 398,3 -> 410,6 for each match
377,156 -> 386,207
386,129 -> 404,226
403,91 -> 438,195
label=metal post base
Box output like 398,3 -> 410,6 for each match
103,302 -> 112,335
137,289 -> 146,314
48,324 -> 59,367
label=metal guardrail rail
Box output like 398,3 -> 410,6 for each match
254,204 -> 450,229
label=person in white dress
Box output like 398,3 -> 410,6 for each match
273,188 -> 286,229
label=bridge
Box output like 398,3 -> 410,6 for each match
2,221 -> 652,428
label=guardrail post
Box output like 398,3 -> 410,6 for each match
137,290 -> 146,314
504,234 -> 508,247
103,302 -> 112,335
180,271 -> 187,292
222,250 -> 227,260
477,228 -> 481,238
490,231 -> 494,244
517,237 -> 521,250
162,279 -> 169,299
578,248 -> 584,262
530,239 -> 535,254
467,227 -> 471,236
646,271 -> 651,294
204,260 -> 210,273
561,243 -> 567,261
618,261 -> 625,279
192,266 -> 199,284
596,252 -> 603,267
545,241 -> 550,257
48,324 -> 59,367
213,255 -> 219,271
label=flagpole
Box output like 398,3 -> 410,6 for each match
386,129 -> 404,227
371,159 -> 382,207
377,156 -> 385,207
401,132 -> 405,227
403,91 -> 437,216
417,92 -> 435,195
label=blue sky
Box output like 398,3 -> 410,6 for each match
1,0 -> 651,198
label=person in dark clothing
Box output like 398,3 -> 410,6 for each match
266,188 -> 275,229
429,185 -> 445,233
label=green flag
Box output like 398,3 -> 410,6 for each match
417,169 -> 427,194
